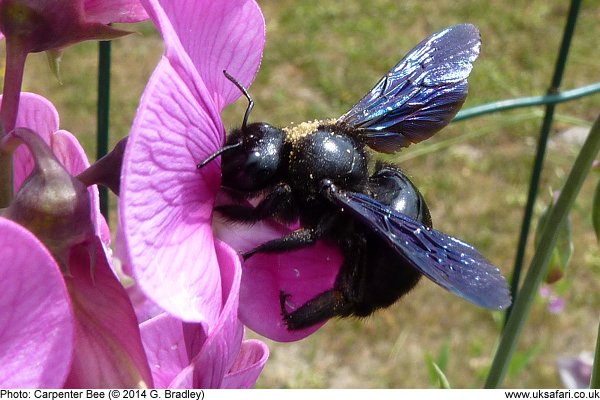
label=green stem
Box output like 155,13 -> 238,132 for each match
0,40 -> 28,208
484,113 -> 600,388
591,318 -> 600,389
0,148 -> 13,208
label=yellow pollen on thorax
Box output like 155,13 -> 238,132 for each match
283,119 -> 337,144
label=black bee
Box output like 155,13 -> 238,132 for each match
199,24 -> 511,330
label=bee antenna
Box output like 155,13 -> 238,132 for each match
223,70 -> 254,131
197,141 -> 242,169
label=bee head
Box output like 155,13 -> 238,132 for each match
217,122 -> 285,191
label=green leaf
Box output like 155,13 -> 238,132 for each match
425,353 -> 437,386
593,179 -> 600,242
425,340 -> 450,386
426,358 -> 451,388
432,362 -> 452,389
46,49 -> 64,84
535,192 -> 573,283
437,340 -> 450,373
591,319 -> 600,389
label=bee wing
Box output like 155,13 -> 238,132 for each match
337,24 -> 481,153
323,181 -> 511,310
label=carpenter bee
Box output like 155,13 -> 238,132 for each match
199,24 -> 511,330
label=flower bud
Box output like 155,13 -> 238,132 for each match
3,128 -> 95,269
0,0 -> 130,53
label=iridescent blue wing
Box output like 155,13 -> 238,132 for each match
338,24 -> 481,153
323,181 -> 511,310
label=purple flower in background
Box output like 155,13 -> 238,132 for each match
539,285 -> 566,314
1,93 -> 152,387
120,0 -> 342,343
557,352 -> 593,389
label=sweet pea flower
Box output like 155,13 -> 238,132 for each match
0,0 -> 147,50
0,0 -> 148,136
139,241 -> 268,388
120,0 -> 264,327
120,0 -> 342,342
1,93 -> 152,387
115,222 -> 268,388
0,0 -> 149,210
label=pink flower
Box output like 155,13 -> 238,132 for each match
120,0 -> 342,343
84,0 -> 148,24
0,217 -> 74,388
120,0 -> 263,326
1,93 -> 152,387
0,0 -> 148,139
539,285 -> 566,315
2,92 -> 267,388
0,0 -> 147,52
139,241 -> 268,388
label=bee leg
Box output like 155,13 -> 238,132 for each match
242,213 -> 339,259
278,238 -> 368,330
216,183 -> 294,223
335,233 -> 368,304
279,289 -> 352,330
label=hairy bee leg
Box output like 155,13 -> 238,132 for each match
278,240 -> 368,330
242,213 -> 339,259
216,183 -> 293,223
242,227 -> 321,260
335,233 -> 368,304
279,289 -> 352,330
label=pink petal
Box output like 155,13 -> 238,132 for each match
140,241 -> 245,389
51,130 -> 107,244
215,216 -> 342,342
84,0 -> 148,24
0,217 -> 74,388
187,240 -> 243,388
143,0 -> 265,111
13,93 -> 59,139
51,130 -> 89,175
63,238 -> 153,388
127,282 -> 164,324
8,96 -> 108,245
2,92 -> 60,190
121,57 -> 223,325
221,339 -> 269,389
139,313 -> 196,388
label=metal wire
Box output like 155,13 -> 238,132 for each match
97,40 -> 111,218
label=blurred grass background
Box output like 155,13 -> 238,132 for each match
4,0 -> 600,388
